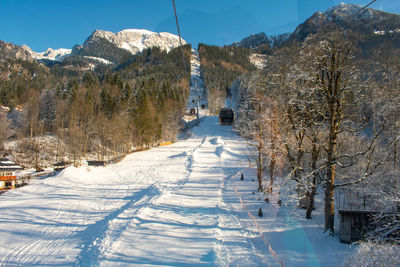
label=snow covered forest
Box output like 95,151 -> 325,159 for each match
0,2 -> 400,266
195,18 -> 400,265
233,31 -> 400,263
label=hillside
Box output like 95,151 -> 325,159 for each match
0,31 -> 191,169
198,44 -> 255,114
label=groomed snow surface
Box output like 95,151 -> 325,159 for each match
0,117 -> 353,266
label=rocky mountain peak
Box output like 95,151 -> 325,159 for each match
326,2 -> 386,21
233,33 -> 270,49
325,3 -> 362,17
287,3 -> 399,43
84,29 -> 186,55
0,41 -> 32,61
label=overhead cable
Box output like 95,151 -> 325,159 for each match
354,0 -> 377,15
172,0 -> 187,72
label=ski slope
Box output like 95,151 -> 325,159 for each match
187,48 -> 208,112
0,117 -> 353,266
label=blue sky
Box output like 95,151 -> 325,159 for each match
0,0 -> 399,52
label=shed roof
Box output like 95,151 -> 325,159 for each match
0,158 -> 23,171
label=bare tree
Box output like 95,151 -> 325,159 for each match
236,72 -> 283,193
304,32 -> 384,233
279,74 -> 325,219
24,89 -> 40,141
0,112 -> 8,153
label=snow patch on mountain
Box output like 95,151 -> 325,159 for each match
22,46 -> 71,62
88,29 -> 186,55
326,2 -> 362,16
83,56 -> 113,65
374,30 -> 386,35
374,28 -> 400,35
249,54 -> 268,69
325,2 -> 383,21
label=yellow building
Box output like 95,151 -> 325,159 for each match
0,158 -> 23,191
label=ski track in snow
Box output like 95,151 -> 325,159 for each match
75,184 -> 161,266
0,117 -> 353,266
94,123 -> 256,266
0,118 -> 354,266
0,117 -> 271,266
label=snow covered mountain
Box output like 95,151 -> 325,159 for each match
325,2 -> 363,18
71,29 -> 186,64
234,3 -> 400,52
31,48 -> 71,62
325,2 -> 384,21
87,29 -> 186,54
289,2 -> 400,43
0,29 -> 185,65
21,46 -> 71,62
0,41 -> 71,62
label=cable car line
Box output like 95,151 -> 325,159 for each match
355,0 -> 377,15
172,0 -> 187,72
172,0 -> 182,47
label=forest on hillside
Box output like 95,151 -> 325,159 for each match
198,44 -> 255,114
0,45 -> 191,167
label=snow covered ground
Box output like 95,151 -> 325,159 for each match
0,116 -> 353,266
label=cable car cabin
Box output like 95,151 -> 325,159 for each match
219,108 -> 234,125
0,158 -> 23,191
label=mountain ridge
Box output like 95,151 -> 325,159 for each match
233,3 -> 400,51
0,29 -> 186,64
81,29 -> 186,55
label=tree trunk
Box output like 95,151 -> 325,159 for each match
269,157 -> 275,190
324,166 -> 335,233
394,141 -> 397,170
269,123 -> 276,192
295,128 -> 305,199
306,181 -> 317,219
269,108 -> 277,192
35,143 -> 39,171
307,137 -> 319,219
324,98 -> 338,233
257,139 -> 263,192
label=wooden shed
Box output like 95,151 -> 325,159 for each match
336,188 -> 398,243
338,210 -> 377,243
0,158 -> 23,191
